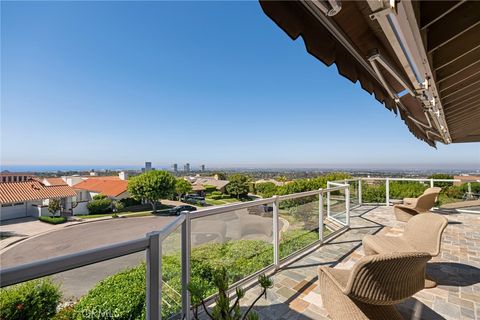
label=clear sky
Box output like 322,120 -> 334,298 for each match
1,1 -> 479,170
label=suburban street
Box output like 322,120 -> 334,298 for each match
0,216 -> 176,298
1,216 -> 176,268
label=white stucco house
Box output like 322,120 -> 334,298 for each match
0,178 -> 77,221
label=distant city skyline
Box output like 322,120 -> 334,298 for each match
2,2 -> 479,169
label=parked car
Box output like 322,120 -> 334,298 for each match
184,194 -> 205,201
169,205 -> 197,216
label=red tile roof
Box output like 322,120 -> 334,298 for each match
85,176 -> 120,180
74,179 -> 128,197
44,178 -> 68,186
0,180 -> 77,204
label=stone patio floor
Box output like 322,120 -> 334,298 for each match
240,205 -> 480,320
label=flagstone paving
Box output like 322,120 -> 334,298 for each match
239,206 -> 480,320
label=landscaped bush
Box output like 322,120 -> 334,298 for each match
74,264 -> 146,320
255,182 -> 278,198
203,185 -> 218,194
87,197 -> 112,215
39,216 -> 67,224
207,194 -> 222,200
119,197 -> 141,207
92,194 -> 107,200
280,229 -> 319,258
0,278 -> 60,320
389,181 -> 427,199
428,173 -> 454,188
211,191 -> 222,196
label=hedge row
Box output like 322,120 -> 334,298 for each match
39,216 -> 67,224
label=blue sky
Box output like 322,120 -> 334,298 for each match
1,1 -> 479,170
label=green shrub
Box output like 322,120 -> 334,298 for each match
211,191 -> 222,196
39,216 -> 67,224
208,194 -> 222,200
120,197 -> 141,207
0,278 -> 60,320
428,174 -> 454,188
255,182 -> 278,198
203,185 -> 218,194
280,229 -> 319,258
52,305 -> 76,320
92,194 -> 107,200
87,198 -> 112,215
75,264 -> 146,320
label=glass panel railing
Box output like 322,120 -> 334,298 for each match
278,194 -> 320,260
161,225 -> 182,319
190,205 -> 274,298
327,187 -> 347,225
361,179 -> 387,204
0,251 -> 148,319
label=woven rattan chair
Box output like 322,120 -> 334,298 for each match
318,252 -> 431,320
394,187 -> 442,221
362,212 -> 448,288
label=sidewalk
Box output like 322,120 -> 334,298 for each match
0,217 -> 84,251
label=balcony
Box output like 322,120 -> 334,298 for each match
238,205 -> 480,320
1,178 -> 479,319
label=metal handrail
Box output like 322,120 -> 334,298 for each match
0,237 -> 150,287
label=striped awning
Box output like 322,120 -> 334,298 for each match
259,0 -> 480,146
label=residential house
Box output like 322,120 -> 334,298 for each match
254,179 -> 285,186
0,179 -> 77,221
192,176 -> 229,193
0,172 -> 35,183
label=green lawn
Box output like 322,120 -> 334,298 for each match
205,198 -> 240,206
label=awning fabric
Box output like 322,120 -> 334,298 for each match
259,0 -> 480,146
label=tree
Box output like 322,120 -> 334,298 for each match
112,200 -> 125,213
226,174 -> 250,199
48,199 -> 61,216
212,172 -> 227,180
175,179 -> 192,200
255,182 -> 278,198
127,170 -> 176,213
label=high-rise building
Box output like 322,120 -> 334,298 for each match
201,164 -> 205,172
143,162 -> 152,173
173,164 -> 178,172
184,163 -> 190,172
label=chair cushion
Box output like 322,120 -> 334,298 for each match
362,234 -> 416,255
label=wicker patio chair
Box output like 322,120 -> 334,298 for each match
394,187 -> 442,221
362,212 -> 448,287
318,252 -> 431,320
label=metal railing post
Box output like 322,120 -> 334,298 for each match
385,178 -> 390,206
319,189 -> 324,242
272,196 -> 280,268
327,182 -> 331,218
345,185 -> 350,227
181,211 -> 191,320
358,178 -> 362,205
146,232 -> 161,320
430,178 -> 434,188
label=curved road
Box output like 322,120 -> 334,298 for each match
1,216 -> 175,299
